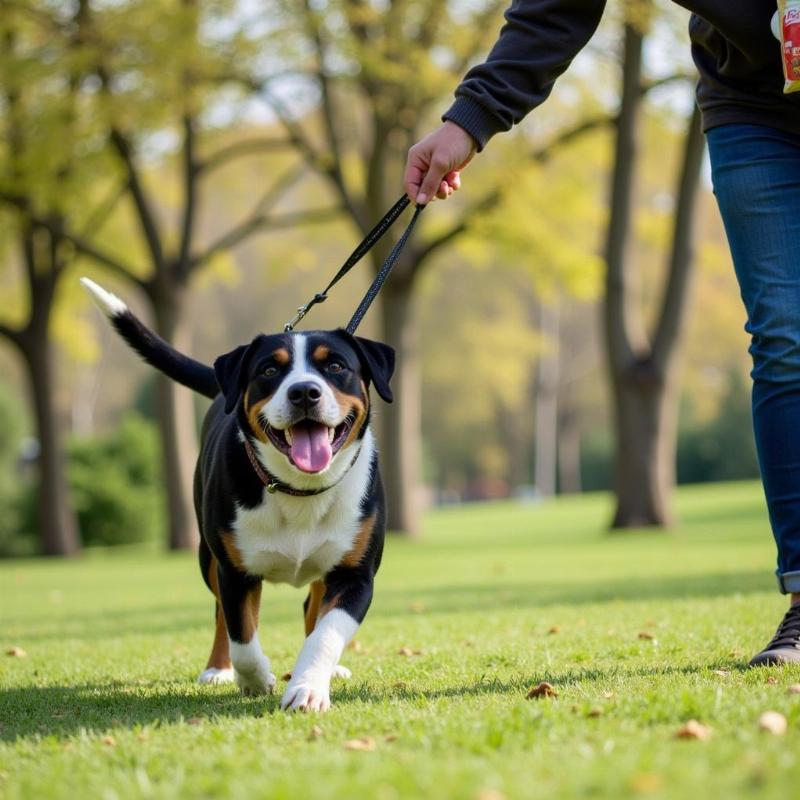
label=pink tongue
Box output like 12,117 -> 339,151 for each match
290,423 -> 332,473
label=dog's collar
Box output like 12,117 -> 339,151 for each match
242,436 -> 355,497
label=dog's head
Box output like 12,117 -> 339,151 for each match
214,329 -> 394,475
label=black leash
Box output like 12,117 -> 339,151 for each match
283,195 -> 425,334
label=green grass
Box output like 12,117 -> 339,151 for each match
3,481 -> 800,799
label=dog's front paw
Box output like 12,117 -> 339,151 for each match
280,673 -> 331,712
235,661 -> 276,696
198,667 -> 235,686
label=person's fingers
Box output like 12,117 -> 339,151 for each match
403,154 -> 428,203
445,170 -> 461,190
416,155 -> 449,206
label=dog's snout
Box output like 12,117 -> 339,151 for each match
288,381 -> 322,408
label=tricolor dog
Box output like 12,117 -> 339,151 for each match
81,277 -> 394,712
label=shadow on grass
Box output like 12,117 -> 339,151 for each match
0,661 -> 748,743
10,569 -> 776,645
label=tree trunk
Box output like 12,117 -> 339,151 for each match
534,301 -> 559,498
610,361 -> 677,527
557,405 -> 582,495
152,286 -> 199,550
378,280 -> 421,536
21,328 -> 81,556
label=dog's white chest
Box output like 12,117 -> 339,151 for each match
232,489 -> 362,587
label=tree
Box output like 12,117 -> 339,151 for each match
603,7 -> 705,527
1,0 -> 341,550
236,0 -> 620,533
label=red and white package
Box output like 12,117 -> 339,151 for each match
777,0 -> 800,93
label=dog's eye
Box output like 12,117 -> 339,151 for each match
264,366 -> 279,378
327,362 -> 345,374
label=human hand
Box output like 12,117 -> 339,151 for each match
404,121 -> 477,205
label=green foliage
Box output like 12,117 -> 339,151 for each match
2,482 -> 799,799
19,414 -> 164,548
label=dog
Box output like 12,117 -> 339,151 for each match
81,277 -> 394,712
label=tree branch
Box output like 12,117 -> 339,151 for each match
0,320 -> 23,350
191,206 -> 342,270
651,103 -> 704,372
198,137 -> 294,175
177,113 -> 199,275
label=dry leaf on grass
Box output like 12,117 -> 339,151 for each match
675,720 -> 712,741
766,676 -> 779,685
392,681 -> 408,690
347,640 -> 363,653
526,682 -> 558,699
602,691 -> 615,700
587,707 -> 603,718
637,631 -> 656,641
343,736 -> 376,752
787,684 -> 800,695
384,734 -> 398,743
101,736 -> 117,747
186,717 -> 203,726
397,646 -> 422,657
758,711 -> 787,736
547,626 -> 561,635
408,602 -> 426,614
712,669 -> 731,677
308,725 -> 324,741
281,672 -> 292,682
6,647 -> 26,658
477,790 -> 506,800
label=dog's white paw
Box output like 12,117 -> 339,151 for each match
198,667 -> 235,686
281,673 -> 331,712
331,664 -> 352,680
235,662 -> 276,696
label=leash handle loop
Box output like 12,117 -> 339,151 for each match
283,194 -> 424,333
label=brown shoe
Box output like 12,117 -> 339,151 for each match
749,604 -> 800,666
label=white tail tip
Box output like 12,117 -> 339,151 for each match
80,277 -> 128,317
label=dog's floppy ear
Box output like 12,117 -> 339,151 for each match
337,330 -> 395,403
214,337 -> 263,414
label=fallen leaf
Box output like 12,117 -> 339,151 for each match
675,720 -> 711,741
408,602 -> 425,614
137,733 -> 149,742
308,725 -> 324,741
343,736 -> 376,752
629,773 -> 662,794
281,672 -> 292,682
787,684 -> 800,695
758,711 -> 787,736
766,676 -> 779,685
547,626 -> 561,635
477,791 -> 506,800
392,681 -> 408,689
398,646 -> 422,657
587,707 -> 603,718
637,631 -> 656,641
6,647 -> 26,658
526,682 -> 558,699
347,640 -> 363,653
101,736 -> 117,747
384,734 -> 398,742
712,669 -> 730,677
186,717 -> 203,726
602,691 -> 615,700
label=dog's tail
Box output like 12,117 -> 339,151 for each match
80,277 -> 219,400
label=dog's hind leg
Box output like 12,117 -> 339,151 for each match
197,546 -> 234,686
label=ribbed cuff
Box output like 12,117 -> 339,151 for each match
776,569 -> 800,594
442,96 -> 507,152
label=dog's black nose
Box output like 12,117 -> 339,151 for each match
288,381 -> 322,407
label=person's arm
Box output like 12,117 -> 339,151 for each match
405,0 -> 607,204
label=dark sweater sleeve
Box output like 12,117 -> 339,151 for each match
444,0 -> 608,150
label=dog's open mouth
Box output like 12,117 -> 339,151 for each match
266,414 -> 354,473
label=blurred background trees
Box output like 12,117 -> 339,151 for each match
0,0 -> 758,556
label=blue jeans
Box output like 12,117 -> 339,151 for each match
707,124 -> 800,594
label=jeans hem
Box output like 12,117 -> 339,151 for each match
776,570 -> 800,594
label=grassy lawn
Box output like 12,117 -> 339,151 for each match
2,480 -> 800,799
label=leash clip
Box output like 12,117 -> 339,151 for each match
284,304 -> 309,332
